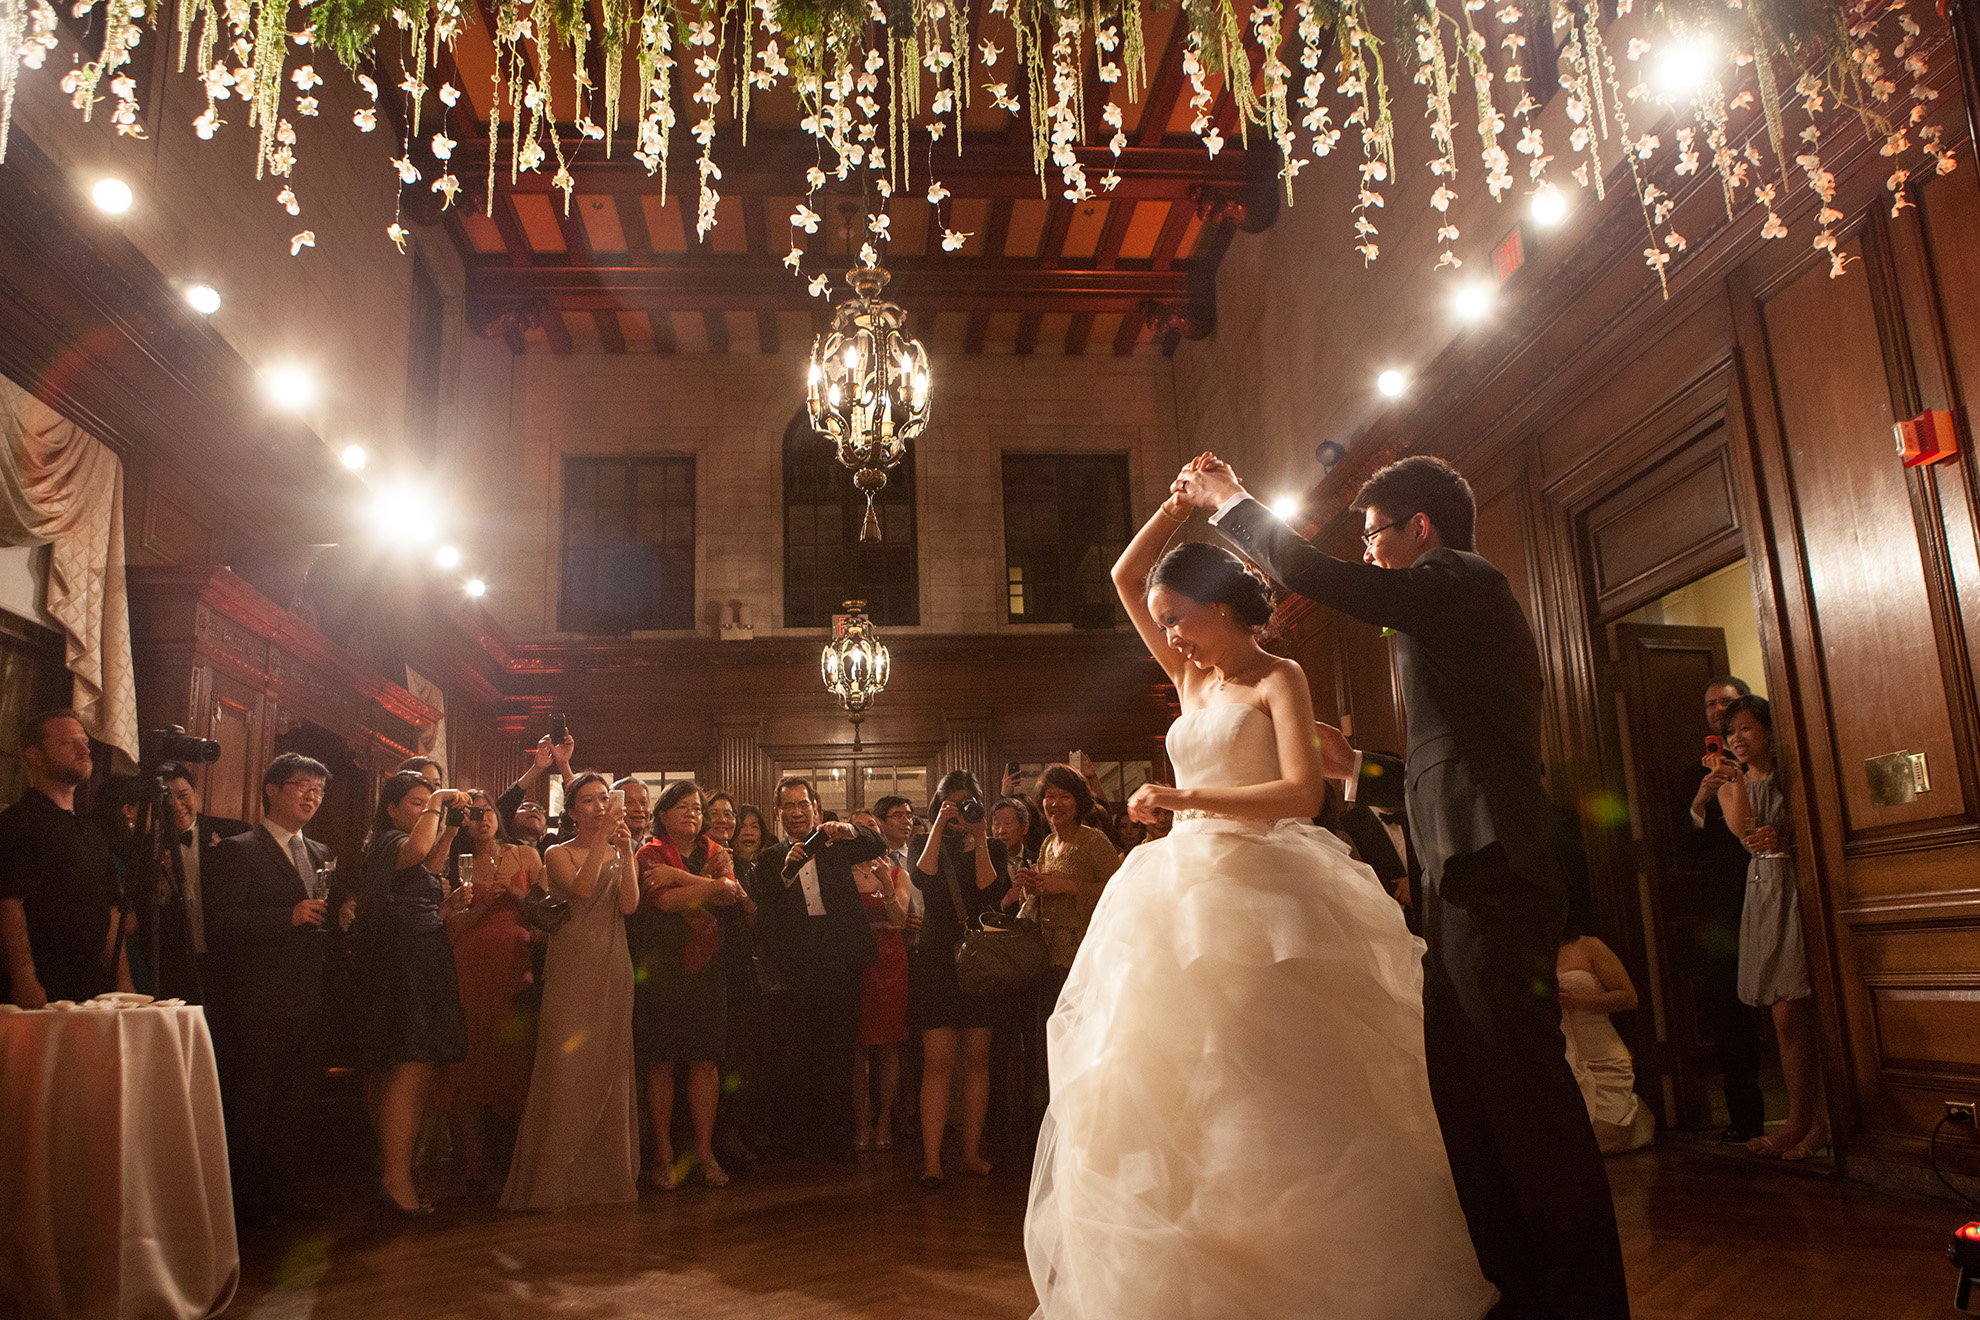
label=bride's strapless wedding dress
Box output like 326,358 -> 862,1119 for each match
1025,703 -> 1496,1319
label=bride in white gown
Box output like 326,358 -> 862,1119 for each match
1024,494 -> 1496,1320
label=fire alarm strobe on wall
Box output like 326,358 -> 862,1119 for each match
1894,409 -> 1960,468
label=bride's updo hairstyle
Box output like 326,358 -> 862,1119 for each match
1146,541 -> 1275,630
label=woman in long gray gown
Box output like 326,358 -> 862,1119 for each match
501,774 -> 642,1211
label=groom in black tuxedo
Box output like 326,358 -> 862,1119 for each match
1179,453 -> 1629,1319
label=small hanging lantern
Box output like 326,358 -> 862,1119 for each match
806,261 -> 931,542
821,600 -> 891,750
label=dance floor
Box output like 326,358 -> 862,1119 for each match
232,1141 -> 1963,1318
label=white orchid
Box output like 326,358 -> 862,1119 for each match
784,246 -> 804,270
927,181 -> 950,204
808,273 -> 831,297
296,96 -> 318,115
359,74 -> 378,100
438,82 -> 459,106
194,107 -> 222,138
940,229 -> 972,251
387,222 -> 409,252
791,204 -> 821,232
290,230 -> 315,255
432,173 -> 460,206
431,132 -> 456,160
292,64 -> 321,90
392,155 -> 421,183
1101,170 -> 1121,190
276,186 -> 300,215
979,39 -> 1001,67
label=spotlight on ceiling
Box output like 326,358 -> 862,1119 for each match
1271,495 -> 1302,521
91,177 -> 133,215
409,518 -> 437,544
1314,441 -> 1347,471
465,578 -> 487,598
435,545 -> 462,569
184,284 -> 221,315
1654,34 -> 1718,98
1530,185 -> 1569,227
370,485 -> 422,537
1453,282 -> 1495,321
261,364 -> 317,412
1377,370 -> 1408,399
340,444 -> 367,471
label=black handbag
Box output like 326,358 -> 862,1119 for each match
520,883 -> 571,935
944,859 -> 1046,996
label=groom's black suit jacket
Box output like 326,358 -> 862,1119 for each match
1218,498 -> 1556,890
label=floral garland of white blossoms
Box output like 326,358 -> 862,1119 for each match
0,0 -> 1955,295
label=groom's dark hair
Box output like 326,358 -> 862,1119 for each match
1353,456 -> 1476,551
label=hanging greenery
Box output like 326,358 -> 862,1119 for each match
0,0 -> 1956,294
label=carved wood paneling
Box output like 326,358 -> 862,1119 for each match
1583,431 -> 1741,619
1760,237 -> 1969,842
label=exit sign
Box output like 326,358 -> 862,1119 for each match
1495,228 -> 1525,283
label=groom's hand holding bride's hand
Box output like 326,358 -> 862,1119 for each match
1171,452 -> 1246,511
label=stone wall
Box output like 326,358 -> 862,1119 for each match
458,351 -> 1182,640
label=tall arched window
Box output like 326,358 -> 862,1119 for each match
783,412 -> 919,627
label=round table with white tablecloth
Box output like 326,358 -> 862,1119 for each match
0,998 -> 238,1319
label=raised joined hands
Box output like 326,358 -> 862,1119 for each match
1171,452 -> 1246,512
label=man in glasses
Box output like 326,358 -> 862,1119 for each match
206,752 -> 335,1225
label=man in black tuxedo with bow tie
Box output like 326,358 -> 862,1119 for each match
1179,454 -> 1628,1319
749,776 -> 887,1159
205,752 -> 335,1223
143,763 -> 249,1004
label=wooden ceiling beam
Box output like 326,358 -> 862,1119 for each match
593,308 -> 627,352
981,197 -> 1015,267
553,195 -> 595,264
458,137 -> 1247,200
1096,197 -> 1138,268
965,310 -> 990,353
1014,311 -> 1043,355
614,193 -> 654,264
467,262 -> 1193,312
1037,199 -> 1074,270
1151,200 -> 1194,270
1113,308 -> 1144,356
1065,311 -> 1094,355
743,194 -> 769,259
703,309 -> 730,353
647,310 -> 678,354
757,309 -> 780,354
1136,19 -> 1193,147
544,308 -> 574,354
491,192 -> 535,267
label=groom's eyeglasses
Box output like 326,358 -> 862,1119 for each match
1361,519 -> 1407,548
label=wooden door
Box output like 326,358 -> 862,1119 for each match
1613,622 -> 1733,1128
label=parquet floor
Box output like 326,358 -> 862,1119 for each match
231,1141 -> 1970,1318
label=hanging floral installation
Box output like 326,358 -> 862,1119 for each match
0,0 -> 1958,295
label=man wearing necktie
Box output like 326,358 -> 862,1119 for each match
147,763 -> 248,1004
206,752 -> 336,1225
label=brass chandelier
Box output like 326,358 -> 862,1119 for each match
820,600 -> 891,751
806,261 -> 930,543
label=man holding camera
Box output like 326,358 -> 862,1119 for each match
751,776 -> 888,1160
205,752 -> 336,1223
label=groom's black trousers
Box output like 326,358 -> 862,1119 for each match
1420,844 -> 1631,1320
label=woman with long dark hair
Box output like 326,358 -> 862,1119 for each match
910,769 -> 1011,1187
357,769 -> 472,1215
501,773 -> 641,1210
629,780 -> 747,1188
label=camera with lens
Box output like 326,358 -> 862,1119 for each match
444,805 -> 468,828
958,797 -> 986,825
141,725 -> 222,765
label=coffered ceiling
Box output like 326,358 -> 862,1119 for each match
433,0 -> 1272,356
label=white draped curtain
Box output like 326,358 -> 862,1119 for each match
0,374 -> 139,769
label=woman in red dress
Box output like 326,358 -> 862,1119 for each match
854,854 -> 911,1150
443,789 -> 542,1195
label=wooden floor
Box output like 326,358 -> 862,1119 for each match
231,1141 -> 1969,1318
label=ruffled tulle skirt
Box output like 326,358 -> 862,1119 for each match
1024,817 -> 1496,1320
